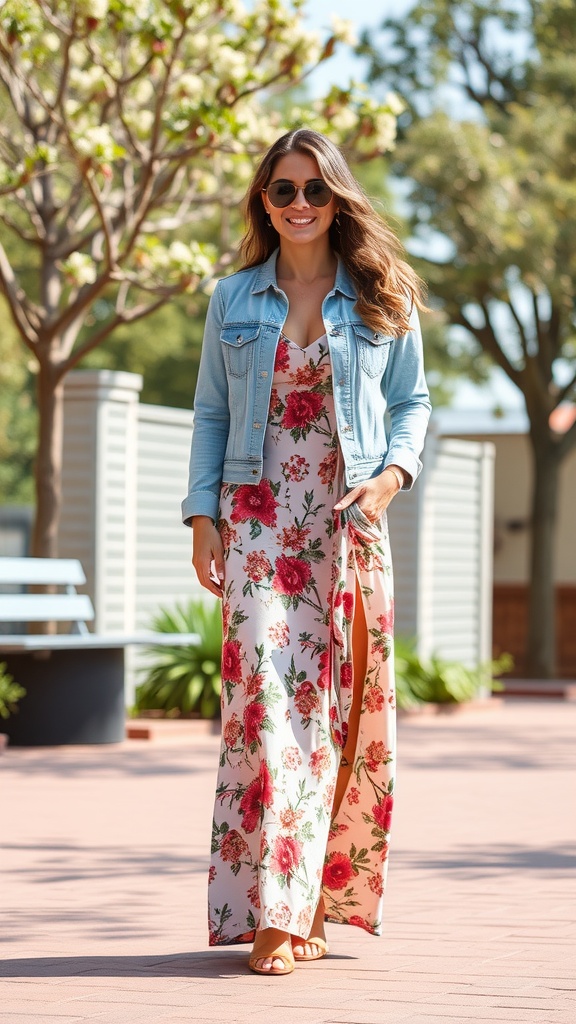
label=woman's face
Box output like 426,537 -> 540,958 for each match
261,151 -> 337,246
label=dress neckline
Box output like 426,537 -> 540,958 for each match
283,334 -> 327,352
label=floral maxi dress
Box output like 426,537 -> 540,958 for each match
210,336 -> 396,945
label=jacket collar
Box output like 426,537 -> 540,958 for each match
251,248 -> 356,300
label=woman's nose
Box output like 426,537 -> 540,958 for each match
291,186 -> 310,208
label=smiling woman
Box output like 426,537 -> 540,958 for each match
181,128 -> 431,976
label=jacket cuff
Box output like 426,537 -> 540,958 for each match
384,451 -> 422,490
181,490 -> 220,527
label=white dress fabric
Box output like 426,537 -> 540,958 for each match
208,336 -> 396,945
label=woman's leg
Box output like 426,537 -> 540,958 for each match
332,577 -> 367,817
292,579 -> 367,959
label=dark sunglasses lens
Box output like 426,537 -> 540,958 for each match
267,182 -> 296,207
266,180 -> 333,208
304,181 -> 333,207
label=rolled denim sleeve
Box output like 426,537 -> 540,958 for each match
382,306 -> 431,488
181,282 -> 229,525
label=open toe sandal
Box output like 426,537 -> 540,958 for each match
248,931 -> 295,976
292,936 -> 329,962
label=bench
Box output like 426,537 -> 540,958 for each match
0,557 -> 200,746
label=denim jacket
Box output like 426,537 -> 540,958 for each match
182,249 -> 431,524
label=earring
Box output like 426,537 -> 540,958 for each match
335,211 -> 341,228
266,212 -> 272,226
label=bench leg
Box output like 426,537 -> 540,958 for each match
1,649 -> 125,745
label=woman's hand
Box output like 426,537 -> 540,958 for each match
333,466 -> 404,523
191,516 -> 225,598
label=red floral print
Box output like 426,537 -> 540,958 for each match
222,640 -> 242,682
269,901 -> 292,928
274,339 -> 290,372
269,835 -> 303,877
281,389 -> 324,429
245,550 -> 273,582
377,606 -> 394,635
223,713 -> 243,749
259,760 -> 274,810
279,524 -> 311,550
230,479 -> 278,527
272,554 -> 312,595
292,363 -> 324,387
281,746 -> 302,770
318,447 -> 337,485
369,873 -> 384,896
268,620 -> 290,648
280,454 -> 309,481
279,807 -> 304,830
347,787 -> 360,805
365,740 -> 393,773
217,518 -> 238,550
246,671 -> 265,695
364,687 -> 385,713
309,745 -> 331,779
317,649 -> 330,690
247,882 -> 260,908
243,700 -> 266,746
340,661 -> 353,688
239,777 -> 263,834
220,829 -> 249,863
323,851 -> 355,890
372,794 -> 394,832
294,681 -> 321,717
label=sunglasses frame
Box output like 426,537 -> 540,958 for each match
262,178 -> 334,209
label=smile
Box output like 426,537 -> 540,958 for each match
286,217 -> 315,225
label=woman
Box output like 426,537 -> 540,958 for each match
182,129 -> 431,975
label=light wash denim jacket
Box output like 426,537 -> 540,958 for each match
182,250 -> 431,525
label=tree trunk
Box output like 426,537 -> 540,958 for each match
525,436 -> 560,678
31,361 -> 65,560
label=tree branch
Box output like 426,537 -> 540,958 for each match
0,241 -> 39,348
456,301 -> 522,389
59,290 -> 184,375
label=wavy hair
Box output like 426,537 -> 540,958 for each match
239,128 -> 427,336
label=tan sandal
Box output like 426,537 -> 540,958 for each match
292,935 -> 328,962
291,899 -> 329,961
248,927 -> 295,976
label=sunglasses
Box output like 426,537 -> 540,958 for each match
263,178 -> 334,208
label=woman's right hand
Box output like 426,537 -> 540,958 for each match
191,516 -> 225,598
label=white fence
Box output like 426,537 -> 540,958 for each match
58,370 -> 494,702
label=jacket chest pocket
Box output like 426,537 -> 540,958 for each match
220,325 -> 260,378
352,324 -> 392,378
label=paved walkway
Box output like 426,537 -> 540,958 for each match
1,699 -> 575,1024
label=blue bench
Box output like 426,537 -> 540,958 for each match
0,557 -> 199,746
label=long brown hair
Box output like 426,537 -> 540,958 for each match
240,129 -> 427,336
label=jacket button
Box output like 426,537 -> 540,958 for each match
260,371 -> 268,378
253,422 -> 262,429
343,424 -> 352,431
251,469 -> 258,475
237,334 -> 243,342
338,378 -> 345,386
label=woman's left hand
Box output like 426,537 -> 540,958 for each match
333,467 -> 403,523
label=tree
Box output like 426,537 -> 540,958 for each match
0,0 -> 401,559
361,0 -> 576,677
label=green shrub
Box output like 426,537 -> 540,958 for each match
394,637 -> 512,709
0,662 -> 26,720
134,599 -> 222,719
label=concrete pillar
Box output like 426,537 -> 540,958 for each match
59,370 -> 143,635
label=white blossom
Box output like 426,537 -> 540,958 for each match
330,15 -> 357,47
62,252 -> 98,286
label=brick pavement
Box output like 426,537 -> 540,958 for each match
1,699 -> 575,1024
